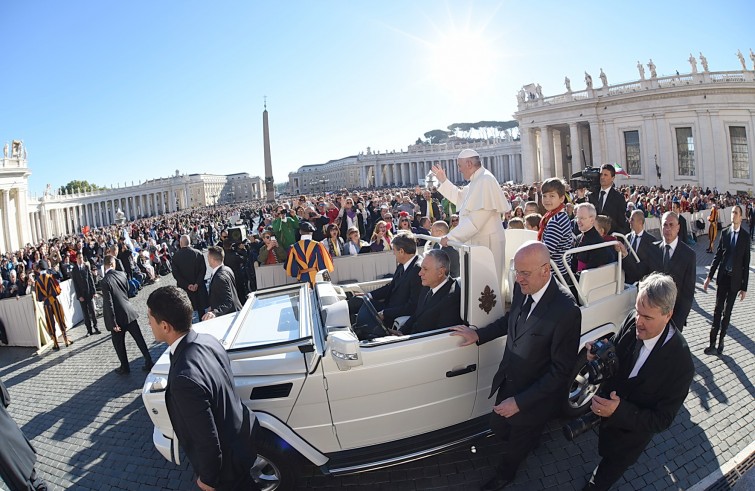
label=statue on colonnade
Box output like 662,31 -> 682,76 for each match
564,76 -> 571,92
599,68 -> 608,87
750,48 -> 755,70
11,140 -> 22,157
688,53 -> 697,73
584,71 -> 593,89
699,52 -> 709,72
535,84 -> 543,99
3,143 -> 7,158
647,59 -> 657,78
637,61 -> 645,80
737,49 -> 747,71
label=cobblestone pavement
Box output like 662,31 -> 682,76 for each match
1,236 -> 753,491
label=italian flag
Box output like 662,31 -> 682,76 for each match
612,163 -> 630,177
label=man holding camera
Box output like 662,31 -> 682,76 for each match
451,241 -> 580,490
582,273 -> 694,490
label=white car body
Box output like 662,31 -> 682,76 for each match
142,234 -> 636,487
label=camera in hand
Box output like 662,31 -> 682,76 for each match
562,339 -> 620,442
587,339 -> 619,384
570,167 -> 601,194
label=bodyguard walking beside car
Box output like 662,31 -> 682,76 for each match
147,286 -> 259,491
451,241 -> 581,490
101,255 -> 154,375
71,252 -> 101,337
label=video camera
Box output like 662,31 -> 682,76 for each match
562,339 -> 619,442
570,167 -> 601,195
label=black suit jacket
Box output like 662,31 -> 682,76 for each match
589,186 -> 629,235
476,278 -> 581,426
622,230 -> 659,284
0,378 -> 38,490
401,279 -> 463,335
648,237 -> 697,331
172,246 -> 209,311
369,256 -> 422,325
600,313 -> 694,457
71,263 -> 96,300
414,195 -> 441,220
208,265 -> 243,317
166,331 -> 256,489
101,269 -> 138,330
708,227 -> 750,292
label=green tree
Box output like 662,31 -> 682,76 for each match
59,180 -> 102,194
424,129 -> 452,143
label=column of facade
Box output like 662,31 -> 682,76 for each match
588,120 -> 604,167
520,128 -> 537,184
540,126 -> 553,180
569,123 -> 583,170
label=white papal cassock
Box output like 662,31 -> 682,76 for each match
438,166 -> 511,283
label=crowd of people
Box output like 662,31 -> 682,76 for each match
1,148 -> 755,491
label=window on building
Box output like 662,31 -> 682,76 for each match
675,127 -> 695,176
624,130 -> 641,176
730,126 -> 750,180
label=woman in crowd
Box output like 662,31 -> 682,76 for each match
343,227 -> 369,255
321,224 -> 344,259
370,220 -> 392,252
258,232 -> 287,265
338,197 -> 366,240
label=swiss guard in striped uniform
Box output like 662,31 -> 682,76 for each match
34,260 -> 71,350
285,222 -> 334,287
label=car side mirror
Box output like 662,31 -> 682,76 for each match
328,331 -> 363,371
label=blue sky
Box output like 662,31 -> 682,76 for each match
1,0 -> 753,196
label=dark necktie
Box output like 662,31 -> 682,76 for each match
631,234 -> 639,252
516,295 -> 534,330
725,231 -> 737,272
394,265 -> 403,281
598,191 -> 606,213
663,244 -> 671,270
627,338 -> 644,378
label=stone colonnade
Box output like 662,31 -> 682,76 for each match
362,153 -> 523,188
519,122 -> 596,185
26,188 -> 186,244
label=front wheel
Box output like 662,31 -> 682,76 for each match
563,350 -> 601,418
253,430 -> 302,491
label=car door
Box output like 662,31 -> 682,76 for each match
322,330 -> 479,450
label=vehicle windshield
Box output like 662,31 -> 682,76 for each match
230,288 -> 303,349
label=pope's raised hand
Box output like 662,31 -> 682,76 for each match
431,165 -> 447,183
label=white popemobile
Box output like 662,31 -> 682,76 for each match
142,232 -> 637,491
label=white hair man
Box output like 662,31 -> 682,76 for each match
431,149 -> 511,282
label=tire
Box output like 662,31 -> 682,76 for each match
562,349 -> 601,418
93,293 -> 104,318
253,429 -> 302,491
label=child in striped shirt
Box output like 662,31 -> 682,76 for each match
537,178 -> 574,280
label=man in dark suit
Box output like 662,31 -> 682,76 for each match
620,210 -> 659,284
172,235 -> 209,321
414,187 -> 442,222
702,205 -> 751,355
147,286 -> 259,491
101,255 -> 154,374
0,378 -> 49,491
451,241 -> 581,490
572,203 -> 615,274
350,233 -> 423,327
584,273 -> 694,490
588,164 -> 629,235
672,201 -> 691,245
619,212 -> 696,330
202,246 -> 243,321
71,252 -> 101,336
390,249 -> 463,335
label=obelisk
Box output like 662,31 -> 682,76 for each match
262,99 -> 275,203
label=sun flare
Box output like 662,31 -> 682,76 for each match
427,27 -> 498,97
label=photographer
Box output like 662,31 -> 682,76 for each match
581,273 -> 694,490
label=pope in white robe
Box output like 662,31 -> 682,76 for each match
432,149 -> 511,282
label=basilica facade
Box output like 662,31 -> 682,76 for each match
516,57 -> 755,192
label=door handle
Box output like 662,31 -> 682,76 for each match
446,364 -> 477,377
